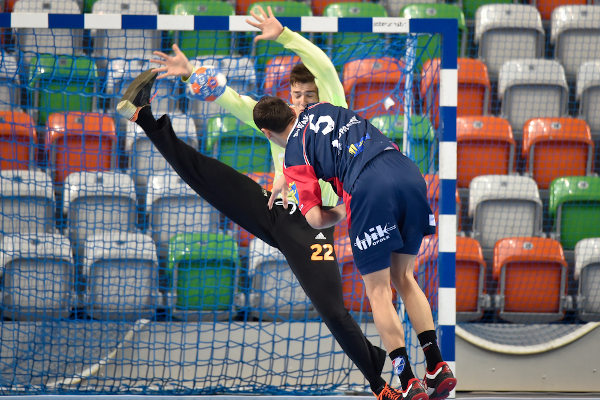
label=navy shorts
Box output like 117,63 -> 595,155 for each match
343,149 -> 437,276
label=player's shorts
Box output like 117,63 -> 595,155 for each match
343,149 -> 437,276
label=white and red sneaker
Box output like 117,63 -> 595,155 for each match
423,362 -> 457,400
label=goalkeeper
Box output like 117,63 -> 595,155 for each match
118,6 -> 404,400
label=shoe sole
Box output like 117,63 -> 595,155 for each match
428,377 -> 457,400
116,69 -> 157,121
408,392 -> 429,400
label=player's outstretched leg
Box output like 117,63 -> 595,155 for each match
375,381 -> 427,400
116,69 -> 157,122
423,361 -> 457,400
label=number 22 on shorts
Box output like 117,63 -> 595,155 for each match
310,244 -> 334,261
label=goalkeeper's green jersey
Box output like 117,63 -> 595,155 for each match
214,28 -> 347,207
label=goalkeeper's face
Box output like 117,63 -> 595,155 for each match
290,82 -> 319,114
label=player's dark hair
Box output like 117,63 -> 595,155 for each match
253,96 -> 296,134
290,63 -> 315,86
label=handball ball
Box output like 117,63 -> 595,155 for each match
189,65 -> 227,101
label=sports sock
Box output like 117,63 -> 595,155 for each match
418,330 -> 443,372
135,105 -> 158,133
389,347 -> 414,391
370,377 -> 387,396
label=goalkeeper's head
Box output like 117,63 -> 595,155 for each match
289,63 -> 318,114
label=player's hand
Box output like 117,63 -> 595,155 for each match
246,5 -> 284,43
151,44 -> 194,80
268,175 -> 289,210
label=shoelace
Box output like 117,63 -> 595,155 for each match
378,385 -> 402,400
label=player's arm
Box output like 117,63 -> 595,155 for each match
304,204 -> 346,230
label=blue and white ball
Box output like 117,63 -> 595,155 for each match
188,65 -> 227,101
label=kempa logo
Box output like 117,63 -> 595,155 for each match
354,223 -> 397,251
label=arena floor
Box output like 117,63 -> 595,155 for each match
3,395 -> 600,400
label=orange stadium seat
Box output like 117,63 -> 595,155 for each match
522,117 -> 593,190
456,236 -> 487,321
264,55 -> 301,101
0,111 -> 36,170
335,236 -> 398,314
421,58 -> 491,128
493,237 -> 568,322
423,174 -> 461,231
537,0 -> 587,20
457,116 -> 515,189
311,0 -> 358,15
343,57 -> 405,120
45,112 -> 117,185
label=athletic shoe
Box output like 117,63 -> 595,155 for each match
116,69 -> 157,122
423,361 -> 457,400
375,381 -> 427,400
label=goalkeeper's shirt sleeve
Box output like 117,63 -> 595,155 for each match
215,86 -> 259,131
276,27 -> 347,108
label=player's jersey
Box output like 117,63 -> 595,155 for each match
284,102 -> 397,215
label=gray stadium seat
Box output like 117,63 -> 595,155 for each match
474,4 -> 544,79
498,59 -> 568,135
83,230 -> 160,321
0,51 -> 19,111
247,237 -> 317,321
469,174 -> 543,249
0,169 -> 55,241
550,5 -> 600,81
63,171 -> 138,254
577,60 -> 600,138
0,233 -> 74,320
575,237 -> 600,322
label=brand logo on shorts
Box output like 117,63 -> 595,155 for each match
315,232 -> 326,240
354,223 -> 397,251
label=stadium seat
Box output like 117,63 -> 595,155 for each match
247,237 -> 317,321
0,169 -> 55,240
63,171 -> 138,255
457,116 -> 515,189
421,58 -> 491,128
498,59 -> 569,135
469,175 -> 543,249
27,54 -> 98,126
13,0 -> 82,63
147,173 -> 220,260
537,0 -> 588,20
264,55 -> 301,101
169,0 -> 235,59
205,114 -> 272,173
0,233 -> 74,320
574,237 -> 600,321
369,114 -> 434,173
493,237 -> 568,323
323,2 -> 388,68
0,111 -> 36,170
522,117 -> 594,190
91,0 -> 161,75
248,2 -> 313,70
550,5 -> 600,80
83,230 -> 160,321
382,0 -> 441,18
335,236 -> 398,315
549,176 -> 600,250
125,111 -> 198,202
461,0 -> 514,20
236,0 -> 284,14
312,0 -> 355,16
577,61 -> 600,138
45,112 -> 117,185
475,4 -> 545,79
0,51 -> 19,112
342,57 -> 405,120
456,236 -> 488,321
399,3 -> 467,66
105,59 -> 179,128
167,231 -> 240,321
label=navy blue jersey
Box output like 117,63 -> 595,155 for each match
284,102 -> 397,215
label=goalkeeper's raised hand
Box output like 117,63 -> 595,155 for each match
246,5 -> 284,43
151,44 -> 194,80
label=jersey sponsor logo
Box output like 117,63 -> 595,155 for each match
354,222 -> 397,251
337,115 -> 360,138
293,114 -> 310,137
315,232 -> 326,240
348,132 -> 371,157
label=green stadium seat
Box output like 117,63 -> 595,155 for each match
549,176 -> 600,250
369,114 -> 435,174
248,1 -> 313,70
169,0 -> 235,59
206,114 -> 272,173
167,232 -> 241,321
399,3 -> 466,70
461,0 -> 514,20
323,2 -> 388,68
27,54 -> 97,126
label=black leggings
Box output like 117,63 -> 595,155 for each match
145,115 -> 387,386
